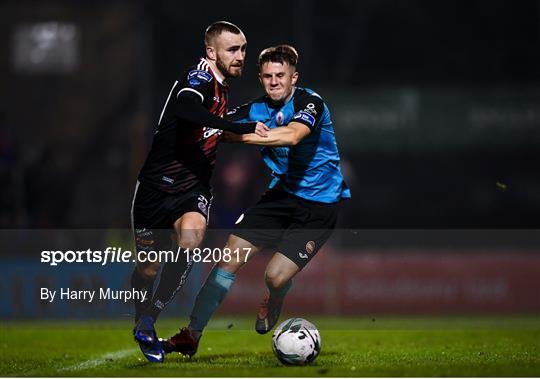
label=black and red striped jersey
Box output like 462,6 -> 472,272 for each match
138,58 -> 228,194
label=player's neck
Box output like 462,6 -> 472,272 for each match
204,58 -> 226,85
284,87 -> 296,103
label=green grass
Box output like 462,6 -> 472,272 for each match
1,316 -> 539,377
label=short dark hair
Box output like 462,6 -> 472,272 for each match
258,44 -> 299,68
204,21 -> 243,45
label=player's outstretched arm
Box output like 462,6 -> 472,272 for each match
173,92 -> 264,135
227,121 -> 310,146
222,122 -> 269,142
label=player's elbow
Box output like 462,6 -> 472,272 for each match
291,135 -> 302,146
289,140 -> 300,147
289,133 -> 302,146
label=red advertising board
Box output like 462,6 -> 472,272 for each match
217,249 -> 540,314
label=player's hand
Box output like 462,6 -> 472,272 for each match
254,122 -> 270,137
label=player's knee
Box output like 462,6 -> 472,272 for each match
175,212 -> 207,231
265,269 -> 289,290
178,230 -> 204,250
218,259 -> 243,274
174,213 -> 206,249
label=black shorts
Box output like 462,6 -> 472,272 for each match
233,189 -> 339,270
131,180 -> 212,252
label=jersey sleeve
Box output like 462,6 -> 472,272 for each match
292,95 -> 325,131
175,68 -> 214,103
225,102 -> 253,122
172,94 -> 256,134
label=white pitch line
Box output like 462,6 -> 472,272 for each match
57,348 -> 137,372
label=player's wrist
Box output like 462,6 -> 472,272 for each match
247,122 -> 257,134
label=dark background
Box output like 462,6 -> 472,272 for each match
1,0 -> 540,229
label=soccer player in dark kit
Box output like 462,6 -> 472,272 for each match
130,21 -> 268,362
160,44 -> 350,357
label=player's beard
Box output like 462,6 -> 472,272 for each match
216,55 -> 243,78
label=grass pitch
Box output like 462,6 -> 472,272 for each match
1,316 -> 539,377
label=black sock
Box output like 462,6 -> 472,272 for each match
147,248 -> 193,320
131,268 -> 155,323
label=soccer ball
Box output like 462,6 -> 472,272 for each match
272,318 -> 321,365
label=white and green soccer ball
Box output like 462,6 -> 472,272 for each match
272,318 -> 321,365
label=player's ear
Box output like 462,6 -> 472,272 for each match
206,45 -> 216,61
291,71 -> 299,85
258,72 -> 263,85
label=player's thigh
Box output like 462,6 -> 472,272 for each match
265,252 -> 300,289
277,201 -> 339,271
218,233 -> 263,273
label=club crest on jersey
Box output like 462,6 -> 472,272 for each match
276,111 -> 285,125
197,194 -> 209,216
188,70 -> 212,82
299,240 -> 316,259
293,111 -> 316,126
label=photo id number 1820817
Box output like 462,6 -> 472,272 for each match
185,247 -> 251,263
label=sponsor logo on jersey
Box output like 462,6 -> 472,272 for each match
202,127 -> 223,139
189,79 -> 201,87
304,102 -> 318,116
293,111 -> 316,126
188,70 -> 212,82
